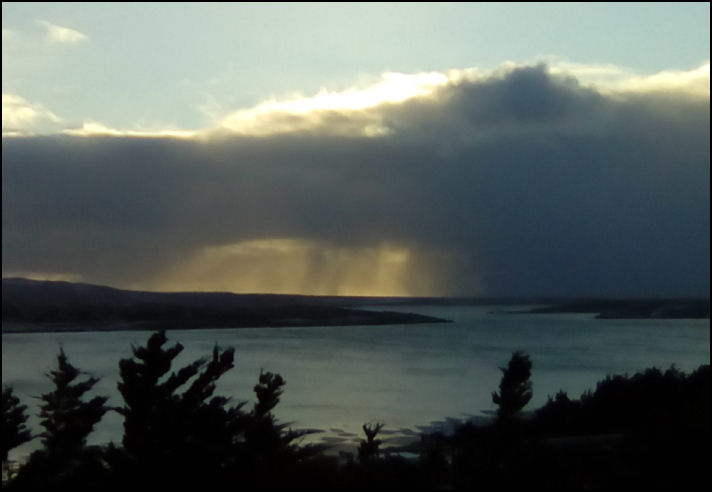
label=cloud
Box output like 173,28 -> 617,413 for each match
616,62 -> 710,96
209,61 -> 709,138
62,120 -> 196,139
2,93 -> 63,136
547,59 -> 710,97
2,28 -> 17,43
36,19 -> 88,44
6,60 -> 705,140
2,62 -> 709,297
215,71 -> 449,136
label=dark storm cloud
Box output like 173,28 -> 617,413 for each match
2,65 -> 709,296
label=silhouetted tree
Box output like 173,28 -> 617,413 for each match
253,370 -> 286,417
10,349 -> 109,491
492,351 -> 532,421
240,371 -> 287,477
2,386 -> 32,482
113,330 -> 242,489
358,422 -> 384,463
37,349 -> 109,457
236,370 -> 323,488
3,337 -> 709,491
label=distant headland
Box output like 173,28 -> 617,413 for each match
1,278 -> 449,333
2,278 -> 708,334
516,299 -> 710,319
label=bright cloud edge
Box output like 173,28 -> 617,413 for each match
2,60 -> 709,139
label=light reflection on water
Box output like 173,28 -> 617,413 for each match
2,305 -> 709,460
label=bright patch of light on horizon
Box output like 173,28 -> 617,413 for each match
2,271 -> 84,283
134,238 -> 437,297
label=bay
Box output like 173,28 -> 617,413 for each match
2,305 -> 709,461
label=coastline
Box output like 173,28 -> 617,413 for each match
1,310 -> 450,334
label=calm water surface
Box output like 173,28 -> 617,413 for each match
2,305 -> 709,460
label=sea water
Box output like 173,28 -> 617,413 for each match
2,305 -> 709,461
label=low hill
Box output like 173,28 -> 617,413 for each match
1,278 -> 449,333
523,298 -> 710,319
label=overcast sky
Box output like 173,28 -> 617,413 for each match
2,3 -> 709,297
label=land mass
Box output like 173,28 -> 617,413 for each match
1,278 -> 449,333
2,279 -> 707,333
518,299 -> 710,319
325,296 -> 710,318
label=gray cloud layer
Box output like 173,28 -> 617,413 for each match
2,65 -> 709,296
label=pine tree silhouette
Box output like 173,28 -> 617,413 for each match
114,330 -> 243,489
10,349 -> 109,491
492,351 -> 533,421
38,349 -> 108,458
237,370 -> 322,488
2,386 -> 33,482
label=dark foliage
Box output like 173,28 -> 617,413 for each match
109,330 -> 326,490
111,330 -> 244,490
1,386 -> 33,484
244,370 -> 330,489
448,361 -> 711,490
8,349 -> 109,491
535,365 -> 711,437
358,422 -> 384,464
1,386 -> 32,464
438,357 -> 710,490
37,350 -> 109,456
530,364 -> 711,489
492,350 -> 533,421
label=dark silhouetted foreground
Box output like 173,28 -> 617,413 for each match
2,332 -> 709,490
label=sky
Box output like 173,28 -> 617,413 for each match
2,2 -> 710,297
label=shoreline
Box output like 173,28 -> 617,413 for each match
1,312 -> 451,334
